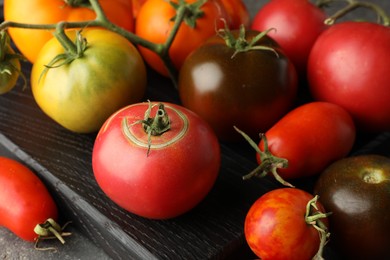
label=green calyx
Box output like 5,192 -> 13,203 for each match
39,28 -> 88,82
234,126 -> 292,187
217,21 -> 279,58
305,195 -> 332,260
170,0 -> 206,28
34,218 -> 72,251
131,101 -> 171,156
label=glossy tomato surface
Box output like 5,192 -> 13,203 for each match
4,0 -> 134,63
252,0 -> 327,77
258,102 -> 356,180
314,154 -> 390,259
178,30 -> 297,141
31,29 -> 147,133
220,0 -> 250,29
135,0 -> 228,76
308,21 -> 390,132
245,188 -> 329,260
0,157 -> 58,242
92,101 -> 221,219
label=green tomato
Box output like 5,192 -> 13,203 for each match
0,46 -> 21,94
31,29 -> 147,133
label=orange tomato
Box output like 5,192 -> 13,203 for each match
220,0 -> 250,29
4,0 -> 134,63
135,0 -> 228,77
132,0 -> 147,18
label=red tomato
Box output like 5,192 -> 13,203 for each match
92,101 -> 221,219
135,0 -> 228,76
131,0 -> 147,18
0,157 -> 58,242
251,0 -> 327,77
245,188 -> 330,260
220,0 -> 250,29
238,102 -> 355,184
308,21 -> 390,132
178,29 -> 298,141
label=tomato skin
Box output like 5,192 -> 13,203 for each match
220,0 -> 250,29
135,0 -> 229,77
178,30 -> 297,141
4,0 -> 134,63
245,188 -> 328,260
92,101 -> 221,219
258,102 -> 356,179
0,47 -> 21,94
314,154 -> 390,260
251,0 -> 327,77
308,21 -> 390,132
31,29 -> 147,133
0,157 -> 58,242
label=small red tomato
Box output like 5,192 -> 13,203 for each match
92,101 -> 221,219
308,21 -> 390,132
236,102 -> 356,186
252,0 -> 327,77
0,157 -> 58,242
220,0 -> 250,29
245,188 -> 330,260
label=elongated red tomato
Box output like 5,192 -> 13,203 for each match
0,157 -> 58,241
255,102 -> 356,181
245,188 -> 330,260
92,101 -> 221,219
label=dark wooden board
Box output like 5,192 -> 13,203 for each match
0,1 -> 389,259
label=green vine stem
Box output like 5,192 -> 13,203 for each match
0,0 -> 203,87
317,0 -> 390,26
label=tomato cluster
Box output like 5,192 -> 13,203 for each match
0,0 -> 389,258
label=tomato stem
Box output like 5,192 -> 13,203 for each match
304,195 -> 332,260
130,101 -> 171,156
34,218 -> 72,251
234,126 -> 293,187
217,21 -> 279,58
318,0 -> 390,26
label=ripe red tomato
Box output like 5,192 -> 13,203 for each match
0,157 -> 58,242
314,154 -> 390,259
220,0 -> 250,29
4,0 -> 134,63
178,29 -> 297,141
251,0 -> 327,77
92,101 -> 221,219
135,0 -> 228,76
308,21 -> 390,132
245,188 -> 330,260
240,102 -> 355,184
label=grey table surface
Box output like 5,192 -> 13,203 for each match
1,0 -> 389,259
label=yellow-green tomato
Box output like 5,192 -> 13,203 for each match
0,46 -> 21,94
31,29 -> 147,133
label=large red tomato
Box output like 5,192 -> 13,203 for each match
92,101 -> 221,219
308,21 -> 390,132
245,188 -> 330,260
135,0 -> 228,77
251,0 -> 327,77
4,0 -> 134,63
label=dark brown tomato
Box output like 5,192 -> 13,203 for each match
314,154 -> 390,259
178,30 -> 298,141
